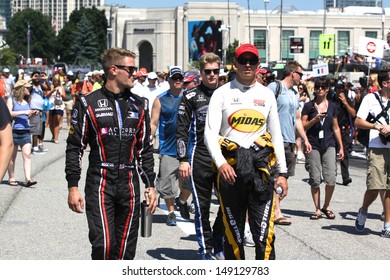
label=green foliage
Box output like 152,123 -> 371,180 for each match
0,48 -> 18,66
226,39 -> 239,66
57,7 -> 107,65
4,8 -> 56,63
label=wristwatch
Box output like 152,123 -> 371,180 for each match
279,173 -> 289,179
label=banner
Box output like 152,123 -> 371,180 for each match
319,34 -> 335,56
312,63 -> 329,77
358,36 -> 385,58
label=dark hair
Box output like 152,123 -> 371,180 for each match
378,70 -> 390,87
283,61 -> 302,78
314,78 -> 329,89
31,71 -> 40,77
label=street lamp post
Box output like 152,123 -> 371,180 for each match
264,0 -> 270,65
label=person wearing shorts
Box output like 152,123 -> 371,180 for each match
151,66 -> 192,226
354,70 -> 390,237
30,71 -> 45,154
301,78 -> 344,220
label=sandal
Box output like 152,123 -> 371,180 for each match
25,180 -> 37,187
310,213 -> 323,220
8,180 -> 18,186
274,217 -> 292,225
321,208 -> 336,219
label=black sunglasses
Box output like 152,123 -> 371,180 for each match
236,57 -> 259,65
203,69 -> 220,75
314,84 -> 329,90
294,71 -> 303,78
114,65 -> 138,74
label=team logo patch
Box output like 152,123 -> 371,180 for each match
101,127 -> 109,136
228,109 -> 265,133
128,112 -> 139,119
97,99 -> 108,108
72,109 -> 78,119
69,125 -> 75,135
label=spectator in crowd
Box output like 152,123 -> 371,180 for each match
301,78 -> 344,220
354,70 -> 390,238
131,69 -> 148,96
150,66 -> 192,226
143,72 -> 164,116
30,71 -> 46,154
182,70 -> 199,90
0,95 -> 13,182
6,80 -> 37,187
81,72 -> 94,95
48,75 -> 66,144
63,72 -> 74,130
2,68 -> 14,101
296,82 -> 310,163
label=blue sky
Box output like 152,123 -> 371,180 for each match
105,0 -> 390,10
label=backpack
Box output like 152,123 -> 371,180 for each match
356,92 -> 390,147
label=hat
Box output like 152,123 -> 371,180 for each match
139,68 -> 148,76
347,82 -> 354,88
205,26 -> 213,35
147,72 -> 158,80
183,71 -> 198,82
3,68 -> 10,73
256,68 -> 267,75
169,66 -> 183,78
219,69 -> 228,77
67,70 -> 74,76
235,43 -> 259,59
18,69 -> 25,75
99,70 -> 105,75
86,71 -> 92,77
14,79 -> 31,90
326,74 -> 335,81
92,70 -> 101,76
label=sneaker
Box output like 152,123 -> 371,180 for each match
166,212 -> 176,226
31,149 -> 46,155
380,211 -> 385,221
176,200 -> 190,220
243,229 -> 255,247
38,145 -> 48,152
355,208 -> 367,232
381,227 -> 390,238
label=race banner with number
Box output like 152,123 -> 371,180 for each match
319,34 -> 335,56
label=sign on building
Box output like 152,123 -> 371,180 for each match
319,34 -> 335,57
289,37 -> 304,55
358,36 -> 385,58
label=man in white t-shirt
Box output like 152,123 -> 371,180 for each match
355,70 -> 390,238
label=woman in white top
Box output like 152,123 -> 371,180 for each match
48,75 -> 66,143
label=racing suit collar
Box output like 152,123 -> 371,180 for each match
232,79 -> 256,92
102,86 -> 132,100
199,82 -> 216,97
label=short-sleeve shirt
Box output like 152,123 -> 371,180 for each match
268,81 -> 299,143
0,96 -> 12,128
301,100 -> 338,150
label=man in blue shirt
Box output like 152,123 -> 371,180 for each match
150,66 -> 192,226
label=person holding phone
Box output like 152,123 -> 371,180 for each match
301,78 -> 344,220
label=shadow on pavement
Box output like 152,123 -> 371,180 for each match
146,247 -> 199,260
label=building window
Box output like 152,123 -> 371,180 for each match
337,31 -> 350,57
365,31 -> 378,38
282,30 -> 294,60
309,31 -> 321,59
254,30 -> 266,63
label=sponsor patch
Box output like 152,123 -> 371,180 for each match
101,127 -> 109,136
97,99 -> 109,108
72,109 -> 78,119
186,91 -> 196,99
96,112 -> 114,118
228,109 -> 265,133
128,111 -> 139,119
254,99 -> 265,106
69,125 -> 75,135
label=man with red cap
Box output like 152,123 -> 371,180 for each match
204,43 -> 288,260
255,68 -> 267,85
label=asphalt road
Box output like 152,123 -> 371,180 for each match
0,126 -> 389,261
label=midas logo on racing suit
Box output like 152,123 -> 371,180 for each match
228,109 -> 265,133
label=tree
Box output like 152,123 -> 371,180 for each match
57,7 -> 107,65
0,48 -> 18,66
4,8 -> 56,63
226,39 -> 239,66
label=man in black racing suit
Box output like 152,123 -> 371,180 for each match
176,53 -> 224,260
65,48 -> 157,260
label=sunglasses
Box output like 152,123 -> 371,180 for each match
314,84 -> 329,90
170,75 -> 183,81
298,87 -> 304,90
203,69 -> 220,75
114,65 -> 138,74
236,57 -> 259,65
294,71 -> 303,78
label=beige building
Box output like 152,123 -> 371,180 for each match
105,2 -> 390,72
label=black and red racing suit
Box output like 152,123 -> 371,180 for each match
65,87 -> 155,260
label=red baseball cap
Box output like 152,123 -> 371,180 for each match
256,68 -> 267,75
235,43 -> 259,59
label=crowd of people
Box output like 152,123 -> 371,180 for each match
1,44 -> 389,261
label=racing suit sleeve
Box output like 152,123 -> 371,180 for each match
176,94 -> 193,162
136,98 -> 156,188
267,94 -> 288,174
65,98 -> 89,188
204,90 -> 227,169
